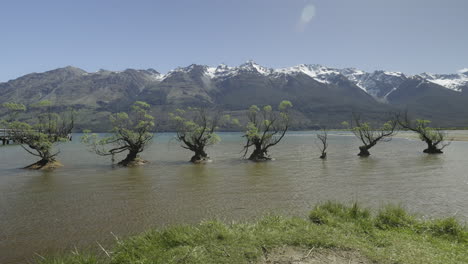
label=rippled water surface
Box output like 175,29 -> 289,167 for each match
1,132 -> 467,263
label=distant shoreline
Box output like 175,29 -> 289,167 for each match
69,129 -> 468,141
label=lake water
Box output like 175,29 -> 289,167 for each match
1,131 -> 467,263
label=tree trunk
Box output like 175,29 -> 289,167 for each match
320,152 -> 327,159
423,142 -> 443,154
248,146 -> 271,161
118,149 -> 144,166
358,146 -> 371,157
25,159 -> 49,169
22,147 -> 62,169
24,158 -> 62,170
190,149 -> 208,163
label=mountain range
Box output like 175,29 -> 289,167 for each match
1,61 -> 467,131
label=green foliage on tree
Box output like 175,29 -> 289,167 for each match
397,112 -> 451,154
344,114 -> 397,156
31,100 -> 53,108
2,102 -> 27,112
2,102 -> 26,123
242,100 -> 292,161
81,101 -> 155,166
169,107 -> 234,163
3,101 -> 74,169
414,120 -> 446,142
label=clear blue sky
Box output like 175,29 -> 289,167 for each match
1,0 -> 467,81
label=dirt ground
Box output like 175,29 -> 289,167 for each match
257,246 -> 375,264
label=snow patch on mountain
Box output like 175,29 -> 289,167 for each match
202,62 -> 273,79
238,61 -> 272,75
154,61 -> 468,96
338,68 -> 368,90
339,70 -> 407,99
151,72 -> 166,82
428,79 -> 465,91
204,67 -> 217,79
274,64 -> 340,83
383,71 -> 404,77
419,70 -> 468,92
383,87 -> 398,99
201,62 -> 342,84
206,64 -> 236,78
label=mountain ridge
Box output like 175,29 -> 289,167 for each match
1,61 -> 467,131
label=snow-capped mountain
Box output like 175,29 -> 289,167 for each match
157,61 -> 466,101
202,62 -> 343,84
418,69 -> 468,92
2,61 -> 467,130
135,62 -> 468,98
340,70 -> 407,101
274,64 -> 342,84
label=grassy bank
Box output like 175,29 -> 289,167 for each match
38,202 -> 467,264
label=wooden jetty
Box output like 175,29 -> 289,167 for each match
1,128 -> 72,145
0,128 -> 14,145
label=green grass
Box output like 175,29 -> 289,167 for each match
37,202 -> 467,264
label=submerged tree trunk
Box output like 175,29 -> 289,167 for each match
320,152 -> 327,159
23,148 -> 62,170
190,149 -> 209,163
24,158 -> 63,170
358,146 -> 371,157
118,149 -> 146,166
423,142 -> 443,154
248,146 -> 271,162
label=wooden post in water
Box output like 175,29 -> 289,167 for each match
1,129 -> 11,145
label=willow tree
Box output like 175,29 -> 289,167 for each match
242,100 -> 292,161
169,107 -> 226,163
345,115 -> 397,157
4,101 -> 74,169
396,112 -> 450,154
2,102 -> 26,122
81,101 -> 155,166
2,102 -> 26,131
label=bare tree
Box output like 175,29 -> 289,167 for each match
170,107 -> 222,163
347,114 -> 397,157
242,100 -> 293,161
396,111 -> 450,154
316,128 -> 328,159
